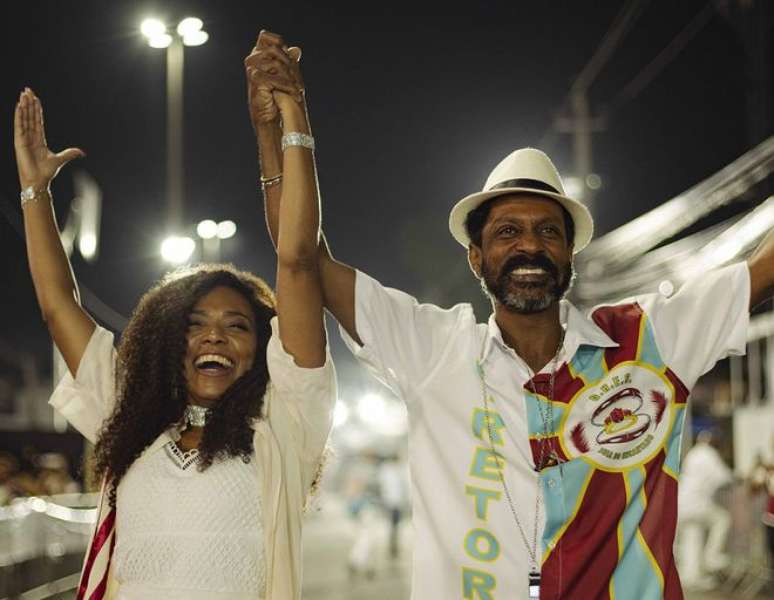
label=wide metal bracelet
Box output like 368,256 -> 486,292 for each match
20,185 -> 49,207
281,132 -> 315,152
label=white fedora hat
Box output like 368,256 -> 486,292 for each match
448,148 -> 594,253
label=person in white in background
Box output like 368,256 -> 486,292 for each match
344,451 -> 380,579
378,454 -> 410,560
677,429 -> 733,590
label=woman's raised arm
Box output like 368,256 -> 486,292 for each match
249,33 -> 326,368
14,88 -> 95,375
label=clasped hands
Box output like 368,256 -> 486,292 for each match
245,30 -> 305,129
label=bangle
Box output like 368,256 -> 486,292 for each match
260,172 -> 282,184
260,173 -> 283,192
281,132 -> 315,152
20,185 -> 49,208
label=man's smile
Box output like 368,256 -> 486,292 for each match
508,266 -> 552,282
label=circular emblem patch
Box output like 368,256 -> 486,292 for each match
559,363 -> 674,470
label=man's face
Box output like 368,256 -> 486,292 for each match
183,285 -> 258,405
470,194 -> 574,313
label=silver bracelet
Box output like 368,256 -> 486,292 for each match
260,172 -> 282,184
20,185 -> 49,208
281,132 -> 315,152
260,173 -> 283,192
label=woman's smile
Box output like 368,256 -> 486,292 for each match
183,286 -> 258,404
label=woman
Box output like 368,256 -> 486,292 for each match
13,32 -> 330,599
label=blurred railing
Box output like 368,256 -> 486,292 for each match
0,494 -> 96,599
574,134 -> 774,307
580,135 -> 774,270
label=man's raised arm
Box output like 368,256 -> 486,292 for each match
245,31 -> 360,344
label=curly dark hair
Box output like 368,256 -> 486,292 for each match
93,263 -> 276,505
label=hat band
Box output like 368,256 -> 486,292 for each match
488,178 -> 560,195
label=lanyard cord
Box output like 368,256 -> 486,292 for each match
475,329 -> 565,572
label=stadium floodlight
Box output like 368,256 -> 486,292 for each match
177,17 -> 203,37
140,18 -> 166,39
182,30 -> 209,47
177,18 -> 209,46
216,220 -> 237,240
148,33 -> 172,48
160,235 -> 195,264
196,219 -> 218,240
141,16 -> 208,49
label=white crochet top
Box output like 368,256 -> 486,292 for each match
112,437 -> 266,599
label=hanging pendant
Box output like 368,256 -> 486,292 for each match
528,570 -> 541,599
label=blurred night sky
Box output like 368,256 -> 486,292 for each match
0,0 -> 771,383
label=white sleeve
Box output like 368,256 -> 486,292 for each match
48,326 -> 117,444
641,262 -> 750,388
338,270 -> 470,399
265,317 -> 336,465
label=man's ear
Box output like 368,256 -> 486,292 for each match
468,244 -> 483,279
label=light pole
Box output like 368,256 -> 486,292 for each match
140,17 -> 209,261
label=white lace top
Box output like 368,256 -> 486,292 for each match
113,437 -> 265,598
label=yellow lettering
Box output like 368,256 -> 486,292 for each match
463,568 -> 496,600
470,447 -> 505,481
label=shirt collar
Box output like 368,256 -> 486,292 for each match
481,299 -> 619,362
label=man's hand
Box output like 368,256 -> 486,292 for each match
244,30 -> 304,131
14,88 -> 84,190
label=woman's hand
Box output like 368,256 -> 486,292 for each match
244,31 -> 304,131
14,88 -> 84,190
271,46 -> 307,130
15,88 -> 95,378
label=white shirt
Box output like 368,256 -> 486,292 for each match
378,461 -> 409,509
49,316 -> 336,600
340,263 -> 749,600
113,437 -> 266,597
678,442 -> 733,518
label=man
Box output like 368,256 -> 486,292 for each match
245,31 -> 774,599
677,430 -> 733,590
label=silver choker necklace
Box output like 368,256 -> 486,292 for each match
184,404 -> 211,428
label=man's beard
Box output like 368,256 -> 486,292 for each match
480,253 -> 574,314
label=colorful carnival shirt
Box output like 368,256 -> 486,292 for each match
340,262 -> 749,600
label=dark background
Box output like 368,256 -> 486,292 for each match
1,0 -> 771,378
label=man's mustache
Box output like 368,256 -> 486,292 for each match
499,253 -> 560,281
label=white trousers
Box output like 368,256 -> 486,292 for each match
677,503 -> 731,586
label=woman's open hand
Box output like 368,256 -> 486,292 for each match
14,88 -> 84,190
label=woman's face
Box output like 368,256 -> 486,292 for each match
183,285 -> 258,406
